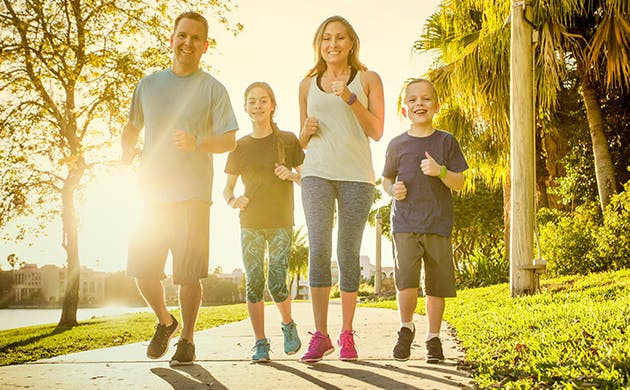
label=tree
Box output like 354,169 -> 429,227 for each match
0,0 -> 241,327
287,226 -> 308,297
6,253 -> 18,270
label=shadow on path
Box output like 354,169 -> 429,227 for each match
351,360 -> 470,388
267,362 -> 343,389
151,365 -> 229,389
307,362 -> 422,389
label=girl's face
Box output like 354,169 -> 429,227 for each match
402,82 -> 440,125
320,21 -> 353,65
245,87 -> 274,123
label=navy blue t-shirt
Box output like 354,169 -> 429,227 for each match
382,130 -> 468,236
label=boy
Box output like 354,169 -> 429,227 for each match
382,78 -> 468,363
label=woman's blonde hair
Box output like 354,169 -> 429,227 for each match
306,15 -> 367,77
244,82 -> 286,165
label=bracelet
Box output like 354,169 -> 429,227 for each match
346,92 -> 357,106
439,165 -> 447,179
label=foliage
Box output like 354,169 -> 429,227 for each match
288,225 -> 309,293
455,248 -> 508,289
539,181 -> 630,276
0,304 -> 247,366
538,202 -> 602,276
452,180 -> 504,264
362,269 -> 630,389
598,180 -> 630,269
329,283 -> 374,299
202,274 -> 243,305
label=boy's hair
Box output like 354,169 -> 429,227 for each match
397,78 -> 440,116
307,15 -> 367,77
244,82 -> 286,165
174,11 -> 209,40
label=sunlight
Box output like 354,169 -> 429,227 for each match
78,167 -> 141,273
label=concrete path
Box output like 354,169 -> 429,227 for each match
0,302 -> 475,389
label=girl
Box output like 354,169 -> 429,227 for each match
298,15 -> 385,363
224,82 -> 305,363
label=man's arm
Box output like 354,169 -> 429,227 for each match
121,121 -> 141,165
173,130 -> 237,153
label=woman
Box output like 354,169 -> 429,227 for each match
298,15 -> 385,363
224,82 -> 304,362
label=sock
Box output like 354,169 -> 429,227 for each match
425,332 -> 439,341
401,321 -> 415,332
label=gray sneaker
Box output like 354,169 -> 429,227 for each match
147,314 -> 179,359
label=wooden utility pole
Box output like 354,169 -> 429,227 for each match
375,211 -> 382,294
509,1 -> 536,296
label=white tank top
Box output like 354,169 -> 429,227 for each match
301,71 -> 375,184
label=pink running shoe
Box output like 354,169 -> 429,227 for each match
338,330 -> 358,361
299,331 -> 334,363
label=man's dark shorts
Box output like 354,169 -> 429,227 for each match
128,200 -> 210,285
392,232 -> 456,297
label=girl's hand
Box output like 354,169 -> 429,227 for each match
392,181 -> 407,200
331,80 -> 346,96
230,195 -> 249,210
173,130 -> 196,152
301,117 -> 319,138
274,163 -> 294,181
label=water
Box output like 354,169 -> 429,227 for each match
0,306 -> 160,331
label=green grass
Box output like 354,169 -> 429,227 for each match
0,304 -> 247,366
363,269 -> 630,389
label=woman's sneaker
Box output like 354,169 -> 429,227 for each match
251,338 -> 271,363
169,339 -> 195,367
281,321 -> 302,355
147,314 -> 179,359
299,331 -> 334,363
338,330 -> 358,361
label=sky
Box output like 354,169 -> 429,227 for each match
0,0 -> 440,273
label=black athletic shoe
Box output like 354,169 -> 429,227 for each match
425,337 -> 444,364
393,327 -> 415,361
169,339 -> 196,367
147,314 -> 179,359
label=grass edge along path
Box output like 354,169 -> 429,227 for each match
0,303 -> 248,366
363,269 -> 630,389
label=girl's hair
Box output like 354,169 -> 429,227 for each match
244,82 -> 286,165
307,15 -> 367,77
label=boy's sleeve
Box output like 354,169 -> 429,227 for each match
447,136 -> 469,173
382,140 -> 397,179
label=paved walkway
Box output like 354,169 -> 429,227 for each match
0,302 -> 475,389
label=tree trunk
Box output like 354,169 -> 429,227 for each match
578,65 -> 618,213
58,176 -> 81,328
502,173 -> 511,262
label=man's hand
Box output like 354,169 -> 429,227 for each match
173,130 -> 196,152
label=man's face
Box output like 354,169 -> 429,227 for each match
170,17 -> 209,69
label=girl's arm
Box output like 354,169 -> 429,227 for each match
223,174 -> 249,210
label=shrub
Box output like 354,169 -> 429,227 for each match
456,247 -> 509,289
598,181 -> 630,269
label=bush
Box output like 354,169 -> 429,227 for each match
599,181 -> 630,269
538,202 -> 602,276
456,247 -> 509,289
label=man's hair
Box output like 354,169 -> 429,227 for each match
174,11 -> 209,40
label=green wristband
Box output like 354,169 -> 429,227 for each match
439,165 -> 447,179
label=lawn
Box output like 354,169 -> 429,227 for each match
0,304 -> 248,366
365,269 -> 630,389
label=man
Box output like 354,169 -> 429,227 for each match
121,11 -> 238,366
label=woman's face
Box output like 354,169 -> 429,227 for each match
245,86 -> 274,123
320,21 -> 353,66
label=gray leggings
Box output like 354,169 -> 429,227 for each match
301,176 -> 375,292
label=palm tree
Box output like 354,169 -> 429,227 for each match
288,226 -> 309,298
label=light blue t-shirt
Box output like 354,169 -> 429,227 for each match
129,69 -> 238,203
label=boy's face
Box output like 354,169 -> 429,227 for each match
402,82 -> 440,125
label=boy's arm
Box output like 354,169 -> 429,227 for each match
440,170 -> 465,192
382,177 -> 395,197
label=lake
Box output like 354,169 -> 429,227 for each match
0,306 -> 162,330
